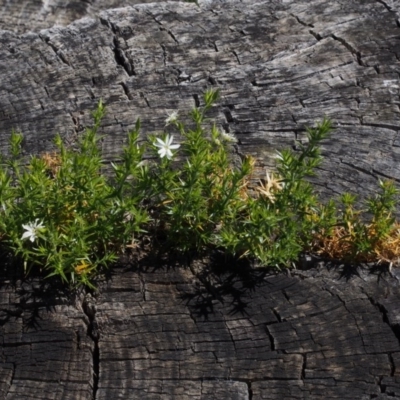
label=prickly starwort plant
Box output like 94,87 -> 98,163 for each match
0,89 -> 399,288
148,89 -> 253,253
217,119 -> 332,268
0,102 -> 148,287
309,180 -> 400,266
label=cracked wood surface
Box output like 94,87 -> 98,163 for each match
0,0 -> 179,35
1,0 -> 400,202
2,262 -> 400,399
2,0 -> 400,399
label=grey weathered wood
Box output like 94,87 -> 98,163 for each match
3,261 -> 400,399
2,1 -> 400,399
0,0 -> 179,35
1,0 -> 400,203
0,278 -> 93,399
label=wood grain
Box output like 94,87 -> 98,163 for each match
1,1 -> 400,399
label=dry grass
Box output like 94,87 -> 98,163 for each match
310,222 -> 400,266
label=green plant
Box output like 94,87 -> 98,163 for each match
217,119 -> 332,268
0,102 -> 148,287
1,89 -> 399,289
147,89 -> 253,253
310,180 -> 400,265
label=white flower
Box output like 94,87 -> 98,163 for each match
21,219 -> 45,242
154,135 -> 180,159
220,132 -> 237,143
165,111 -> 179,126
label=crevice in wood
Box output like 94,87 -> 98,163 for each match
222,123 -> 230,133
232,50 -> 241,65
324,287 -> 369,351
99,15 -> 116,34
208,75 -> 217,85
359,121 -> 399,132
362,291 -> 400,346
251,61 -> 353,87
223,109 -> 233,123
291,14 -> 315,28
291,13 -> 320,43
282,289 -> 290,302
160,44 -> 167,67
166,29 -> 179,45
309,30 -> 322,41
82,296 -> 99,400
247,381 -> 253,400
100,16 -> 136,76
271,308 -> 282,323
389,353 -> 396,377
301,354 -> 306,380
139,273 -> 146,302
6,362 -> 15,398
340,159 -> 374,178
375,0 -> 393,13
330,34 -> 364,67
209,40 -> 218,52
193,94 -> 200,108
372,169 -> 400,184
145,10 -> 163,27
39,35 -> 72,67
224,320 -> 237,351
379,375 -> 386,394
120,82 -> 132,100
147,10 -> 179,45
112,36 -> 135,76
139,92 -> 151,108
265,325 -> 275,351
75,329 -> 81,350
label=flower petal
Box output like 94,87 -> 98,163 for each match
155,137 -> 166,147
21,231 -> 31,240
158,148 -> 166,158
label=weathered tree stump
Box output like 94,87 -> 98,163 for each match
1,0 -> 400,201
2,260 -> 400,399
2,0 -> 400,399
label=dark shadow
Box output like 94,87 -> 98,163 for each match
177,250 -> 276,320
295,251 -> 394,283
0,245 -> 84,331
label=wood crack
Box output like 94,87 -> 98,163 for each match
112,36 -> 135,77
5,363 -> 15,398
99,16 -> 135,76
265,324 -> 276,351
247,381 -> 253,400
375,0 -> 393,13
301,354 -> 307,380
330,34 -> 364,67
291,14 -> 315,28
82,295 -> 100,400
362,289 -> 400,347
39,34 -> 72,67
120,82 -> 132,100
